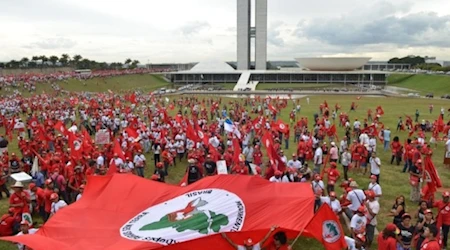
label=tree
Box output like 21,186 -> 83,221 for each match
124,58 -> 132,65
31,56 -> 40,61
130,60 -> 140,69
59,54 -> 70,66
0,63 -> 5,68
6,60 -> 20,68
49,56 -> 59,66
388,56 -> 425,66
39,55 -> 48,67
20,57 -> 29,67
73,55 -> 82,64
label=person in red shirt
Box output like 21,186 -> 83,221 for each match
231,157 -> 249,175
43,179 -> 54,222
9,181 -> 30,219
326,162 -> 340,195
420,224 -> 441,250
377,223 -> 400,250
0,208 -> 17,236
433,191 -> 450,249
29,183 -> 45,221
253,145 -> 263,166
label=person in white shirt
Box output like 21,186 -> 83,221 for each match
123,158 -> 134,173
364,191 -> 380,248
110,154 -> 124,167
76,185 -> 85,201
133,151 -> 146,177
350,206 -> 367,238
96,154 -> 105,167
344,234 -> 365,250
16,220 -> 39,250
369,152 -> 381,184
287,154 -> 302,170
313,146 -> 323,174
346,181 -> 366,219
269,171 -> 283,183
320,191 -> 342,214
368,175 -> 382,200
50,193 -> 67,216
221,225 -> 278,250
368,135 -> 377,153
312,174 -> 325,212
359,132 -> 369,146
341,148 -> 352,180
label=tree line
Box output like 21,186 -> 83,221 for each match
388,55 -> 450,72
0,54 -> 141,70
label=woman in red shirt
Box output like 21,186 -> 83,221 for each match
390,136 -> 402,165
377,223 -> 400,250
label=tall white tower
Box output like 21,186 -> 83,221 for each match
237,0 -> 267,70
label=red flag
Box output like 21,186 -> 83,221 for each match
271,120 -> 288,134
2,174 -> 315,250
54,120 -> 68,136
303,203 -> 347,250
125,127 -> 139,139
437,114 -> 444,132
268,104 -> 277,114
262,132 -> 286,177
232,138 -> 242,163
130,93 -> 137,104
113,139 -> 125,160
361,125 -> 378,137
107,160 -> 118,175
376,106 -> 384,116
185,119 -> 200,143
68,133 -> 83,160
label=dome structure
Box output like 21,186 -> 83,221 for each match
295,57 -> 371,71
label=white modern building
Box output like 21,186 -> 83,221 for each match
237,0 -> 267,70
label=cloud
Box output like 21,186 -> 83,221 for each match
267,21 -> 285,47
23,38 -> 77,50
295,2 -> 450,48
179,21 -> 210,36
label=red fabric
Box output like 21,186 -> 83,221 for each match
0,215 -> 15,236
304,203 -> 347,250
2,174 -> 315,250
377,232 -> 397,250
271,120 -> 289,134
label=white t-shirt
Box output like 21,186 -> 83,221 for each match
369,157 -> 381,175
314,147 -> 323,164
368,183 -> 382,200
366,200 -> 380,226
312,181 -> 325,194
345,236 -> 357,250
347,189 -> 366,211
76,193 -> 82,201
16,228 -> 39,249
446,139 -> 450,152
269,176 -> 282,183
350,214 -> 367,234
237,243 -> 261,250
320,197 -> 342,214
287,160 -> 302,169
51,200 -> 68,215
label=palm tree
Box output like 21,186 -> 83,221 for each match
124,58 -> 132,65
49,56 -> 59,66
31,56 -> 40,62
39,55 -> 48,67
130,60 -> 140,69
59,54 -> 70,66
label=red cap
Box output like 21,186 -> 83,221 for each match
424,209 -> 433,214
8,208 -> 15,213
29,183 -> 36,190
443,191 -> 450,197
274,170 -> 282,176
151,174 -> 159,180
53,168 -> 60,172
244,238 -> 254,246
156,162 -> 164,168
386,223 -> 400,234
79,184 -> 86,189
357,206 -> 366,213
355,234 -> 366,243
330,162 -> 337,167
329,191 -> 336,197
370,175 -> 377,180
345,187 -> 352,193
45,179 -> 53,185
50,193 -> 59,201
416,159 -> 422,164
366,190 -> 375,199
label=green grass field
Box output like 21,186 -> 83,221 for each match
388,74 -> 450,95
1,75 -> 450,249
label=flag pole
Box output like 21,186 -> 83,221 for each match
289,207 -> 319,248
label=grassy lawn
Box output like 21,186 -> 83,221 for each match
1,76 -> 450,249
389,74 -> 450,95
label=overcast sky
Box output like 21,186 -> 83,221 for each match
1,0 -> 450,63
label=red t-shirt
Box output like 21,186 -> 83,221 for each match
9,192 -> 25,215
420,239 -> 441,250
232,165 -> 249,175
377,233 -> 397,250
327,168 -> 340,185
43,188 -> 53,213
433,200 -> 450,225
0,214 -> 15,236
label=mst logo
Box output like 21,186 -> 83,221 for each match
120,189 -> 246,245
322,220 -> 341,243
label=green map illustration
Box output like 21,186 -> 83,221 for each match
140,211 -> 229,234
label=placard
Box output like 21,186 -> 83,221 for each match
10,172 -> 32,182
95,130 -> 110,145
216,160 -> 228,175
249,163 -> 258,175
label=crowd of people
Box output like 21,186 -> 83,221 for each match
0,90 -> 448,250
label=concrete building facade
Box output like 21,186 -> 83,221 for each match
237,0 -> 267,70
